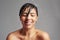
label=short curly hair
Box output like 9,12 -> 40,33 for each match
19,3 -> 38,16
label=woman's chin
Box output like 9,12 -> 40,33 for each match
24,25 -> 33,29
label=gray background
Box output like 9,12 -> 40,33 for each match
0,0 -> 60,40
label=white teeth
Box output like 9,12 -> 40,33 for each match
27,22 -> 31,24
25,21 -> 32,25
24,20 -> 32,25
26,22 -> 31,24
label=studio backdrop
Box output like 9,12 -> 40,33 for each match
0,0 -> 60,40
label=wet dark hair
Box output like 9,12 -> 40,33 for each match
19,3 -> 38,16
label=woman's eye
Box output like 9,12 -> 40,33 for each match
22,14 -> 27,16
31,14 -> 35,17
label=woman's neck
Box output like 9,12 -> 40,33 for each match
22,26 -> 36,37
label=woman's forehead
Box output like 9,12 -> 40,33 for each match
23,8 -> 36,14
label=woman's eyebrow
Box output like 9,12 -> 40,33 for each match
30,13 -> 35,14
23,12 -> 28,14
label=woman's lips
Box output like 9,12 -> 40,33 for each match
24,21 -> 32,25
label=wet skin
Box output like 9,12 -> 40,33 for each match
6,7 -> 50,40
20,7 -> 38,29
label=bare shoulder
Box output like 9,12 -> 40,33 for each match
36,29 -> 50,40
6,32 -> 15,40
6,29 -> 22,40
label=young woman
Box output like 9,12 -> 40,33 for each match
6,3 -> 50,40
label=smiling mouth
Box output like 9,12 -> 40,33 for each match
24,21 -> 32,26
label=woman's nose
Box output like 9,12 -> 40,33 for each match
26,14 -> 31,19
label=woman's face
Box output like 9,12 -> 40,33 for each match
20,7 -> 38,29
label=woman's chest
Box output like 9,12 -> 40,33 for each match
18,35 -> 43,40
